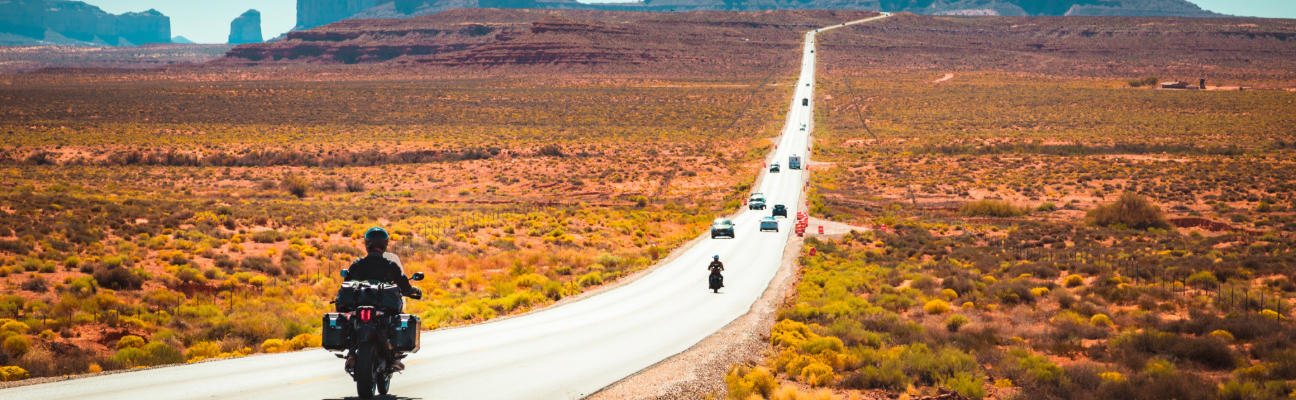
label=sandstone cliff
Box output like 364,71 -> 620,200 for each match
295,0 -> 378,30
289,0 -> 1220,36
221,8 -> 878,76
0,0 -> 172,46
229,9 -> 263,44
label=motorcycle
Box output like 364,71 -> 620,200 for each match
323,270 -> 425,399
709,271 -> 724,293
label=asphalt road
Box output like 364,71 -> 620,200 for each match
2,13 -> 890,400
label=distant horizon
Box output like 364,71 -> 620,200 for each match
81,0 -> 1296,44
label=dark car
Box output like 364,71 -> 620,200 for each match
772,204 -> 787,218
710,218 -> 735,239
769,162 -> 780,173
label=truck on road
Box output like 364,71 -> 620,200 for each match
789,155 -> 802,170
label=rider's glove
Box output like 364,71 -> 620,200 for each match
409,287 -> 423,300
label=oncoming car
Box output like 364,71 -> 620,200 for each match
710,218 -> 735,239
759,217 -> 779,232
748,193 -> 766,210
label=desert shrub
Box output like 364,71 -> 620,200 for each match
93,265 -> 144,290
0,365 -> 27,382
344,178 -> 365,192
324,245 -> 364,258
988,280 -> 1037,305
3,335 -> 30,357
1208,330 -> 1234,341
1217,380 -> 1259,400
577,272 -> 603,287
250,230 -> 284,243
1085,192 -> 1171,230
241,256 -> 280,276
1162,310 -> 1283,341
943,372 -> 987,400
799,362 -> 836,387
185,341 -> 221,362
117,335 -> 146,349
843,365 -> 908,391
261,339 -> 286,353
924,299 -> 951,314
944,314 -> 970,333
1110,329 -> 1235,369
287,333 -> 322,351
1007,348 -> 1065,386
962,200 -> 1025,218
2,321 -> 29,334
725,365 -> 777,399
174,267 -> 206,284
1064,274 -> 1084,287
19,275 -> 47,292
0,240 -> 31,255
213,254 -> 238,271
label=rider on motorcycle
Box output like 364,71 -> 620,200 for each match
708,255 -> 724,287
346,227 -> 422,299
345,227 -> 422,371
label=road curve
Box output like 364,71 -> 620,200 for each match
2,13 -> 890,400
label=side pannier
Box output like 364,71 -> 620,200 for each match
321,313 -> 351,350
391,314 -> 420,353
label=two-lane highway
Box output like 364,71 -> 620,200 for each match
2,13 -> 890,400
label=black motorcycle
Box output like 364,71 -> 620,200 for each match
709,271 -> 724,293
323,271 -> 425,399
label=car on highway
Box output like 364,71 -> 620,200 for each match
799,123 -> 806,131
748,193 -> 766,210
769,162 -> 780,173
772,204 -> 787,217
759,217 -> 779,232
710,218 -> 735,239
802,98 -> 808,106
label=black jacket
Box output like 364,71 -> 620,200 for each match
708,260 -> 724,274
346,252 -> 417,297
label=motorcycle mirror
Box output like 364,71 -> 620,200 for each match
340,269 -> 349,278
410,272 -> 425,281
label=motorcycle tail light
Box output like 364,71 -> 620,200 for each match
359,309 -> 371,322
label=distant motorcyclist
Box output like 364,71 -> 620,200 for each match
708,255 -> 724,275
344,227 -> 422,372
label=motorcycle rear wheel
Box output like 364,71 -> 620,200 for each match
355,342 -> 377,399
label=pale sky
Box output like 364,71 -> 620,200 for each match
88,0 -> 1295,44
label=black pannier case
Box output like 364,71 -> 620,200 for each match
391,314 -> 421,353
322,313 -> 350,350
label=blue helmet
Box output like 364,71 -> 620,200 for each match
713,255 -> 720,260
364,227 -> 389,242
